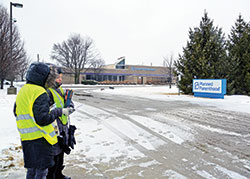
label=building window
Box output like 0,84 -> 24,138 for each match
119,76 -> 125,81
86,75 -> 92,80
108,75 -> 112,81
97,75 -> 102,81
115,59 -> 125,69
103,75 -> 108,81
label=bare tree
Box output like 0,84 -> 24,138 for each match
89,58 -> 105,80
7,29 -> 27,83
0,5 -> 27,89
163,54 -> 175,89
0,5 -> 10,89
18,57 -> 30,81
51,34 -> 100,84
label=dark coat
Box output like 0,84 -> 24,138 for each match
14,62 -> 62,169
47,86 -> 74,155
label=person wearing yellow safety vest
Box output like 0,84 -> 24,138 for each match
46,67 -> 74,179
13,62 -> 74,179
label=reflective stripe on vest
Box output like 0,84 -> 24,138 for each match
49,87 -> 68,125
16,114 -> 56,137
15,84 -> 58,145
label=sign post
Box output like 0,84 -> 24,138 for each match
193,79 -> 226,99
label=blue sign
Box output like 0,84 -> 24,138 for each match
131,67 -> 156,71
193,79 -> 226,99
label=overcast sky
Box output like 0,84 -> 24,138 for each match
1,0 -> 250,66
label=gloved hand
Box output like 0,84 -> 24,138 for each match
58,132 -> 71,155
62,107 -> 75,116
68,125 -> 77,149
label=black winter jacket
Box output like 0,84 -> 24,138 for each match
13,62 -> 62,169
47,86 -> 74,155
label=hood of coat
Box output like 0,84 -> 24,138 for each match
26,62 -> 58,88
45,65 -> 58,89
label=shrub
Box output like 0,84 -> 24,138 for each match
81,80 -> 98,85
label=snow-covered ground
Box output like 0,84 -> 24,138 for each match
1,83 -> 250,178
93,85 -> 250,114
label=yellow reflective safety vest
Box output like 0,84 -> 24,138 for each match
15,84 -> 58,145
48,87 -> 68,125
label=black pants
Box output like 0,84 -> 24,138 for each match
47,152 -> 64,179
27,168 -> 48,179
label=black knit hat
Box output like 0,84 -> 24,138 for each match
57,67 -> 63,74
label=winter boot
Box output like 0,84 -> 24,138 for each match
61,176 -> 71,179
56,165 -> 71,179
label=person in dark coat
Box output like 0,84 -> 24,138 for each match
14,62 -> 73,179
47,67 -> 74,179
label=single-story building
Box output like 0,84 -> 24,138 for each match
63,57 -> 175,84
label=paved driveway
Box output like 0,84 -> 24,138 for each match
62,87 -> 250,179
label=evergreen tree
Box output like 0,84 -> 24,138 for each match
227,15 -> 250,95
175,11 -> 228,94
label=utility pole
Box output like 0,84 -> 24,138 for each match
10,3 -> 13,87
7,2 -> 23,94
37,54 -> 40,62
